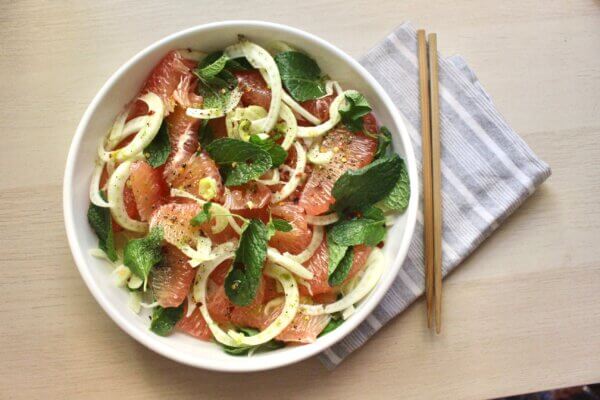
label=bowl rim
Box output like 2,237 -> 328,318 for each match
63,19 -> 419,372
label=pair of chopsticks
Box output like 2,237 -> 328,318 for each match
417,30 -> 443,334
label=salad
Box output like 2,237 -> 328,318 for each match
87,37 -> 410,355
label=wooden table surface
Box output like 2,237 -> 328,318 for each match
1,1 -> 599,399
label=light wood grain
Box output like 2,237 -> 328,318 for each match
427,32 -> 443,334
1,1 -> 599,399
416,29 -> 435,329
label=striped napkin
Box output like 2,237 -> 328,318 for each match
319,22 -> 551,369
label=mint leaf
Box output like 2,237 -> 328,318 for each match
266,218 -> 292,239
201,51 -> 252,72
339,92 -> 372,132
332,155 -> 402,212
327,235 -> 348,276
249,134 -> 287,167
329,206 -> 386,247
328,247 -> 354,287
87,198 -> 117,262
274,51 -> 327,102
318,317 -> 344,337
190,202 -> 212,226
150,304 -> 184,336
272,218 -> 293,232
225,219 -> 268,306
206,138 -> 273,186
379,158 -> 410,212
196,53 -> 228,80
144,120 -> 171,167
123,227 -> 163,283
374,126 -> 392,160
198,120 -> 215,148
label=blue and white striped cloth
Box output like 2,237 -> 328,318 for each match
319,22 -> 551,369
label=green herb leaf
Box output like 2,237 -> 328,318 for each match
328,247 -> 354,287
225,219 -> 268,306
272,218 -> 293,232
87,198 -> 118,262
327,235 -> 349,276
379,158 -> 410,212
249,134 -> 288,167
206,138 -> 273,186
123,227 -> 164,283
332,155 -> 402,212
196,69 -> 238,111
328,206 -> 386,247
274,51 -> 327,102
198,120 -> 215,148
196,53 -> 228,80
339,91 -> 372,132
190,202 -> 212,226
318,317 -> 344,337
374,126 -> 392,160
144,120 -> 171,167
150,304 -> 184,336
219,327 -> 284,355
201,51 -> 252,71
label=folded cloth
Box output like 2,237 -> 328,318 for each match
319,22 -> 551,369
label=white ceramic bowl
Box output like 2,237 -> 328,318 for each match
64,20 -> 418,372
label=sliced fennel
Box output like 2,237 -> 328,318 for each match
291,225 -> 324,264
257,169 -> 280,186
272,141 -> 306,203
110,264 -> 132,287
300,247 -> 385,316
296,90 -> 356,138
278,103 -> 298,150
128,291 -> 142,314
101,92 -> 165,162
192,246 -> 239,347
306,139 -> 333,165
107,115 -> 148,150
225,105 -> 268,140
281,91 -> 321,126
306,213 -> 340,226
89,157 -> 111,208
227,264 -> 299,346
266,247 -> 313,280
170,188 -> 230,234
127,274 -> 143,290
224,40 -> 282,133
179,236 -> 216,267
107,160 -> 147,233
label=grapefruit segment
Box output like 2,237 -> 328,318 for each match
269,203 -> 312,255
141,50 -> 198,113
129,160 -> 169,221
177,303 -> 212,340
170,151 -> 223,198
300,237 -> 372,296
152,244 -> 195,308
150,202 -> 202,247
222,182 -> 272,222
164,106 -> 200,185
234,69 -> 271,110
299,128 -> 377,215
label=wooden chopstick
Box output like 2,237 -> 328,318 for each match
418,30 -> 443,333
428,33 -> 443,334
416,30 -> 435,330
